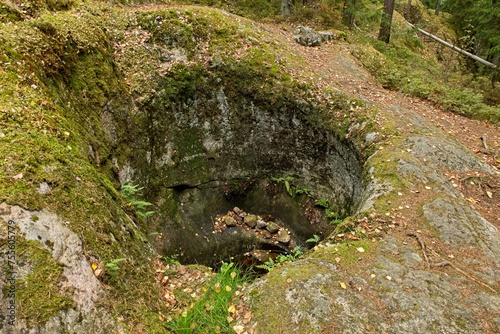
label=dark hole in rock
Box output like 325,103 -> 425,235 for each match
138,89 -> 364,269
157,176 -> 361,269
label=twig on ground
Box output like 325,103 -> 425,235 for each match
427,247 -> 498,294
429,261 -> 450,267
406,232 -> 430,268
407,232 -> 498,293
480,136 -> 488,150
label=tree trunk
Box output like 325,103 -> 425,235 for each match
342,0 -> 357,29
406,0 -> 412,20
378,0 -> 396,44
281,0 -> 291,17
435,0 -> 441,16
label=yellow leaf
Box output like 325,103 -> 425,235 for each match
230,272 -> 237,279
339,282 -> 347,289
225,285 -> 232,292
91,263 -> 98,271
181,311 -> 188,318
228,304 -> 236,314
214,283 -> 221,293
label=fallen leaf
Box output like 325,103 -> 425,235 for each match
356,247 -> 365,253
233,325 -> 245,334
94,268 -> 103,277
486,191 -> 493,198
340,282 -> 347,289
228,304 -> 236,314
386,276 -> 392,281
225,285 -> 232,292
12,173 -> 23,179
335,257 -> 341,263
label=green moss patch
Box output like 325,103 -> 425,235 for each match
15,239 -> 76,325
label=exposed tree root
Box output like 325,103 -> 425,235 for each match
407,232 -> 498,294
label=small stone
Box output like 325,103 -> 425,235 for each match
256,219 -> 267,229
260,230 -> 272,239
38,182 -> 51,195
224,216 -> 237,227
233,207 -> 243,214
11,173 -> 23,179
251,249 -> 270,262
276,229 -> 291,244
244,214 -> 258,228
266,221 -> 280,234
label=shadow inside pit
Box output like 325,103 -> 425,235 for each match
156,178 -> 341,269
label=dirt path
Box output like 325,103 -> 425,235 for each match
264,24 -> 500,229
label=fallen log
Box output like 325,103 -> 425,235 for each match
407,22 -> 497,69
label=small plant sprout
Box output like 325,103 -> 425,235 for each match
256,246 -> 304,272
121,181 -> 155,218
270,176 -> 310,197
326,210 -> 343,225
314,198 -> 329,208
306,234 -> 321,244
104,258 -> 126,273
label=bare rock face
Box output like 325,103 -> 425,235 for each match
0,203 -> 125,334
